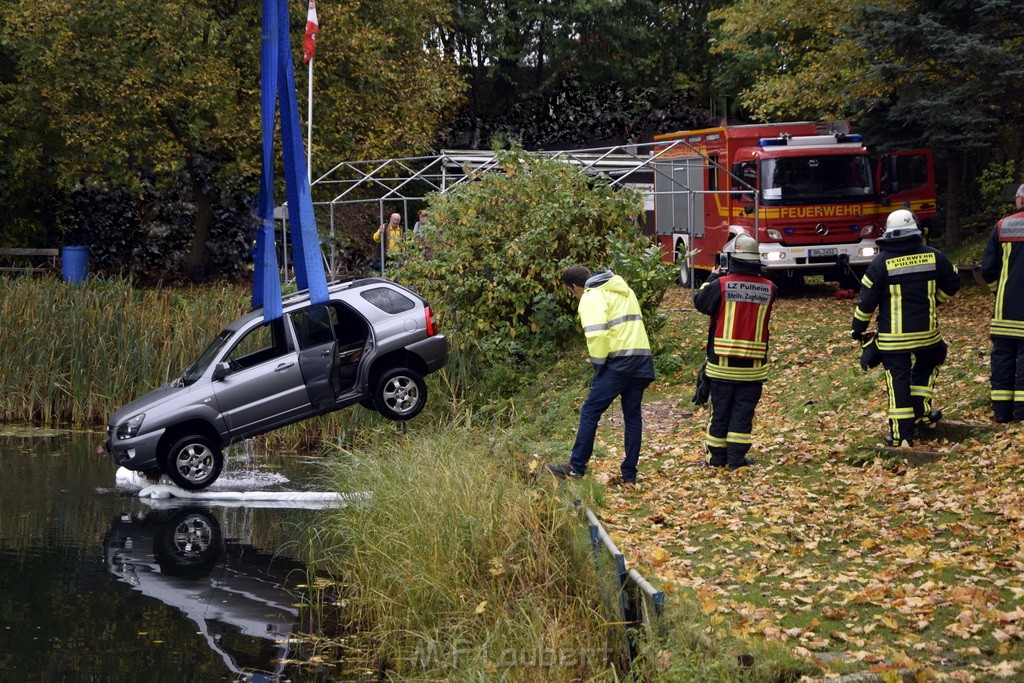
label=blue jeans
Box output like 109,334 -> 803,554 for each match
569,369 -> 651,480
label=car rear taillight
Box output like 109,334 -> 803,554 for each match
424,306 -> 437,336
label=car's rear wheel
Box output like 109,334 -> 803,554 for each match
165,434 -> 223,490
373,368 -> 427,421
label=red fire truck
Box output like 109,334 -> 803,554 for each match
651,121 -> 936,287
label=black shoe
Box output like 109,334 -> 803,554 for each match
609,474 -> 636,486
883,435 -> 914,448
546,463 -> 582,480
703,459 -> 727,469
728,457 -> 756,470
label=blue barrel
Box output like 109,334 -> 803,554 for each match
61,246 -> 89,284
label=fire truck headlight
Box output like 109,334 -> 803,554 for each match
766,229 -> 783,240
859,224 -> 876,238
765,251 -> 786,262
860,246 -> 878,258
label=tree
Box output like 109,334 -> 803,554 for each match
436,0 -> 724,149
400,148 -> 675,369
855,0 -> 1024,246
0,0 -> 463,275
709,0 -> 887,121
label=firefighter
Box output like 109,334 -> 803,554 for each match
851,209 -> 961,446
546,266 -> 655,484
694,235 -> 776,469
980,183 -> 1024,422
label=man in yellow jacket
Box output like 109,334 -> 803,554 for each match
372,212 -> 404,270
547,265 -> 655,485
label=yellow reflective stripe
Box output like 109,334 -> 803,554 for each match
877,330 -> 942,351
995,243 -> 1011,319
705,362 -> 769,382
723,300 -> 736,341
705,433 -> 727,447
755,299 -> 769,344
928,280 -> 938,329
854,307 -> 873,322
890,283 -> 902,335
726,431 -> 752,444
991,389 -> 1014,401
713,338 -> 768,358
888,407 -> 915,419
862,274 -> 874,288
910,385 -> 933,398
991,320 -> 1024,338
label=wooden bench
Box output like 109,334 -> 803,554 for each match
0,248 -> 61,274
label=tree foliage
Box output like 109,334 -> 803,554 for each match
0,0 -> 463,276
436,0 -> 722,149
709,0 -> 888,121
399,149 -> 675,366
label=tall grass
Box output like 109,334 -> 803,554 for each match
314,427 -> 621,680
0,275 -> 250,425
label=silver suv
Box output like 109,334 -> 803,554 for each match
105,277 -> 447,490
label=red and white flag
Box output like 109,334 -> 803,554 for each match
303,0 -> 319,64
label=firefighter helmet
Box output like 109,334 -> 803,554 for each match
731,234 -> 761,262
878,209 -> 922,245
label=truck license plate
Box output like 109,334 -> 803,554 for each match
810,247 -> 838,257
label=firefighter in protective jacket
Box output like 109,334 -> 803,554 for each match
851,209 -> 961,446
980,183 -> 1024,422
694,234 -> 776,469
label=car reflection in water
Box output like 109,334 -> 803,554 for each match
104,505 -> 307,680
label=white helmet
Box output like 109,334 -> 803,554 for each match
731,234 -> 761,261
878,209 -> 922,244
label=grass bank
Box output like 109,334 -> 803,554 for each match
310,349 -> 813,681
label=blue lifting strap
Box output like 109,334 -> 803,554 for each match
254,0 -> 328,321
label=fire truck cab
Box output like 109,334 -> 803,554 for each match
652,121 -> 935,287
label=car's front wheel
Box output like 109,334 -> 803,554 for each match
373,368 -> 427,421
165,435 -> 223,490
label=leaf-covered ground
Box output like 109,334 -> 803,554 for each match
587,280 -> 1023,681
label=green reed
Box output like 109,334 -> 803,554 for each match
314,427 -> 619,681
0,275 -> 250,425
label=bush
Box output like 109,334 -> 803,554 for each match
399,147 -> 676,369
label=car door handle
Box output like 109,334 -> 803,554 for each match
274,362 -> 295,372
320,350 -> 332,357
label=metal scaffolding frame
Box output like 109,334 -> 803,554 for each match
279,140 -> 751,281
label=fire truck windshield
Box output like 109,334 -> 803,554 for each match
760,155 -> 874,205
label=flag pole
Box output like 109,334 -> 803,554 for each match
307,56 -> 313,184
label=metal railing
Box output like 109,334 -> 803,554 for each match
581,504 -> 665,669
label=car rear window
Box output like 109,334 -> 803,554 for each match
360,286 -> 416,314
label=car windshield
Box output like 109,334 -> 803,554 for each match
760,155 -> 874,205
180,329 -> 234,385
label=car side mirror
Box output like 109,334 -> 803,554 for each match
213,362 -> 231,381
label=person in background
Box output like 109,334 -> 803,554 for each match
851,209 -> 960,446
693,234 -> 776,469
372,212 -> 404,270
980,183 -> 1024,422
546,265 -> 655,485
412,209 -> 429,235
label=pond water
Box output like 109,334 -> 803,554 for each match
0,428 -> 338,682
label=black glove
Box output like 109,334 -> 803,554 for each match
850,329 -> 863,341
